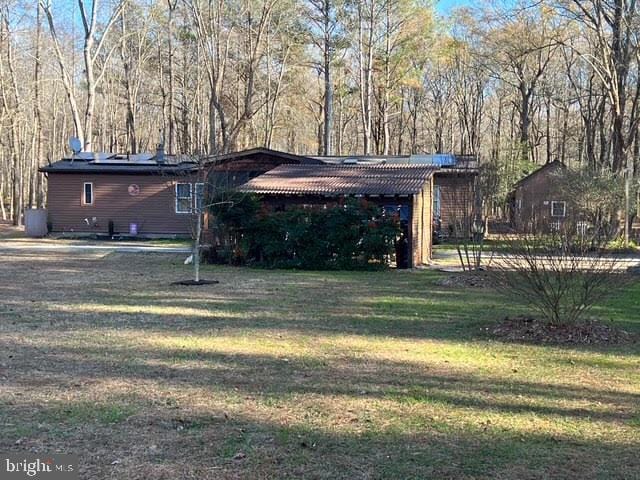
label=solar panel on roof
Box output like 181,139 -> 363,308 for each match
432,154 -> 457,166
409,154 -> 457,166
75,152 -> 115,161
95,159 -> 158,165
87,152 -> 159,165
129,153 -> 155,162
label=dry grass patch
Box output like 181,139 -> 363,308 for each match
0,251 -> 638,479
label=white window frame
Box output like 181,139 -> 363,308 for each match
175,182 -> 192,214
82,182 -> 94,206
550,201 -> 566,218
194,182 -> 205,214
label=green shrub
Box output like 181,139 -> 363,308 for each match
211,196 -> 401,270
607,237 -> 639,253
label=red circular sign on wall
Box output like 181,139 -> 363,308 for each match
128,184 -> 140,196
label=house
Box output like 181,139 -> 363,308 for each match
237,164 -> 436,267
39,147 -> 476,264
39,147 -> 322,237
509,161 -> 569,232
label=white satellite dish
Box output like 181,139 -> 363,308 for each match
69,137 -> 82,154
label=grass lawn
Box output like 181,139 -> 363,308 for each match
0,251 -> 639,479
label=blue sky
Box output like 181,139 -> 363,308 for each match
44,0 -> 477,23
435,0 -> 469,14
35,0 -> 491,33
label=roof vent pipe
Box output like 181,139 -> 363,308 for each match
156,143 -> 165,164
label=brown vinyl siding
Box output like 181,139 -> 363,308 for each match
46,173 -> 195,235
434,173 -> 474,234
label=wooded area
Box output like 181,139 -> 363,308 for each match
1,0 -> 639,225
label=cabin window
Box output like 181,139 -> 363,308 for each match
551,201 -> 566,218
194,183 -> 205,213
82,182 -> 93,205
175,183 -> 192,213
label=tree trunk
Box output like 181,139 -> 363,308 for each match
322,0 -> 333,155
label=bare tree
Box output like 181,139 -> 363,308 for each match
0,6 -> 24,224
0,0 -> 638,239
40,0 -> 127,151
354,0 -> 377,155
491,220 -> 631,325
185,0 -> 279,154
478,5 -> 560,162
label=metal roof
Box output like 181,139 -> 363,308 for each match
237,164 -> 437,196
311,153 -> 478,169
312,155 -> 409,165
203,147 -> 324,165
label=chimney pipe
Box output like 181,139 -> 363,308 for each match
156,143 -> 165,164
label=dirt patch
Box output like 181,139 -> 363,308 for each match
0,221 -> 24,239
491,316 -> 636,345
435,272 -> 491,288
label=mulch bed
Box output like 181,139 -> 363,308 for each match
435,272 -> 491,288
490,316 -> 636,345
171,279 -> 219,286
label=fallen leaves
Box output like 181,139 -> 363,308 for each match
491,316 -> 636,345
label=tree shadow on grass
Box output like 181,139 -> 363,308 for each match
2,254 -> 639,478
4,251 -> 639,352
1,391 -> 638,480
32,289 -> 640,356
2,339 -> 638,424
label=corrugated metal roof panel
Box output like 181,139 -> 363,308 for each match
237,164 -> 436,196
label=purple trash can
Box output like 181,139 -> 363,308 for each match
129,223 -> 138,235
